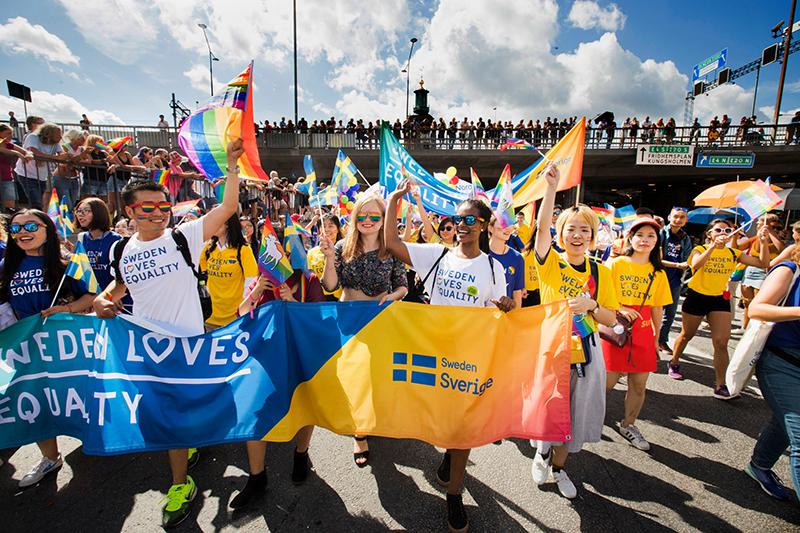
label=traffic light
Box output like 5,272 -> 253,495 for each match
717,67 -> 730,85
693,80 -> 705,97
762,43 -> 779,66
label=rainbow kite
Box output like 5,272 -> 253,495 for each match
257,217 -> 294,285
499,137 -> 535,151
736,179 -> 783,219
152,169 -> 170,187
178,61 -> 268,185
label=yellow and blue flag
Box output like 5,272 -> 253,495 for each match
296,155 -> 318,195
65,241 -> 100,293
57,195 -> 75,237
331,149 -> 359,195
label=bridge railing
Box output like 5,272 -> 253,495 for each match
3,121 -> 799,152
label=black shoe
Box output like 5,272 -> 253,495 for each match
353,437 -> 369,468
230,471 -> 267,509
446,493 -> 468,533
292,449 -> 311,485
436,452 -> 451,487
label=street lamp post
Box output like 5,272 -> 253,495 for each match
404,38 -> 418,118
198,23 -> 219,96
773,0 -> 797,129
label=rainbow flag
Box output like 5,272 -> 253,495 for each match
610,204 -> 636,230
492,165 -> 515,228
258,217 -> 294,284
736,179 -> 783,219
65,241 -> 100,294
499,137 -> 535,151
571,271 -> 597,338
47,188 -> 59,222
296,155 -> 317,195
470,167 -> 489,203
172,199 -> 201,217
94,140 -> 111,151
178,62 -> 268,185
592,206 -> 615,228
107,136 -> 132,151
490,164 -> 512,209
152,169 -> 170,187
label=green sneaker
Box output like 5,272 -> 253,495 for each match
161,475 -> 197,529
187,448 -> 200,470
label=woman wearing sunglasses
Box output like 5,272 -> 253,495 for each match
0,209 -> 95,488
668,219 -> 770,399
530,166 -> 618,500
383,180 -> 512,533
319,193 -> 408,467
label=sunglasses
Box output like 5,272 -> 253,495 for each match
672,206 -> 689,212
74,207 -> 92,215
553,210 -> 562,216
9,222 -> 44,235
452,215 -> 486,226
441,225 -> 455,231
356,213 -> 382,222
129,201 -> 172,213
710,227 -> 734,234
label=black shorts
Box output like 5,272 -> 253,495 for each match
682,288 -> 730,316
522,290 -> 540,308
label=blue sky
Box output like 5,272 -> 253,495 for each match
0,0 -> 798,127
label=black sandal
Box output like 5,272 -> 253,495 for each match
292,448 -> 312,485
353,436 -> 370,468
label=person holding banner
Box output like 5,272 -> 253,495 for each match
307,212 -> 344,301
602,218 -> 672,451
0,209 -> 95,488
93,140 -> 243,529
668,219 -> 770,399
319,193 -> 408,466
383,181 -> 512,533
488,215 -> 525,309
531,166 -> 619,499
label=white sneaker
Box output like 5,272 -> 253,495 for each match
619,424 -> 651,451
19,454 -> 62,488
552,469 -> 577,499
531,452 -> 551,485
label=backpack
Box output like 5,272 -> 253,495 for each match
110,229 -> 213,320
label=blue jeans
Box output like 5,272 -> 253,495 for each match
659,276 -> 682,345
53,176 -> 81,211
751,347 -> 800,499
18,175 -> 45,209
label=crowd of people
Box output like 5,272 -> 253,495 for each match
1,117 -> 799,531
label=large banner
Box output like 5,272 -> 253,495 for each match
0,301 -> 572,454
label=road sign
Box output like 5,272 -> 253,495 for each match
692,48 -> 728,81
635,145 -> 695,166
696,153 -> 755,168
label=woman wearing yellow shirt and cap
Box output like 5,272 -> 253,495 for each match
668,218 -> 770,399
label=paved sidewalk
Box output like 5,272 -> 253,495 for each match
2,322 -> 799,532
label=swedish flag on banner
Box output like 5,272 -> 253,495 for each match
65,241 -> 100,293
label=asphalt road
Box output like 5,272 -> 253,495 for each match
2,316 -> 799,532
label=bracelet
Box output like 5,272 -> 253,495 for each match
226,165 -> 240,173
588,300 -> 600,314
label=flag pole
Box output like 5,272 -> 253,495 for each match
42,272 -> 68,325
356,168 -> 371,186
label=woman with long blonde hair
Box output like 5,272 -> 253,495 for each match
319,193 -> 408,466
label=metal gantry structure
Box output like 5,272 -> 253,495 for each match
683,38 -> 800,126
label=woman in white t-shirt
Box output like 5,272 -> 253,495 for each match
383,180 -> 513,533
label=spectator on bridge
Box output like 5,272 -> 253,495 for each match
605,118 -> 617,149
629,117 -> 639,146
8,111 -> 18,128
719,114 -> 731,145
157,115 -> 169,129
640,116 -> 652,143
708,116 -> 721,145
0,124 -> 33,210
664,118 -> 677,144
785,110 -> 800,145
297,117 -> 308,133
15,122 -> 68,209
79,114 -> 92,131
689,117 -> 701,144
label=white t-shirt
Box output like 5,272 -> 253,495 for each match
406,243 -> 506,307
15,133 -> 63,181
112,218 -> 206,337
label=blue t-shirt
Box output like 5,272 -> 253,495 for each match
79,231 -> 122,291
4,255 -> 86,319
766,262 -> 800,352
489,246 -> 525,298
507,234 -> 525,252
661,227 -> 691,284
0,241 -> 5,262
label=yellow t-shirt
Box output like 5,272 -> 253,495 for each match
200,243 -> 259,326
535,248 -> 619,310
522,249 -> 539,292
307,246 -> 342,299
427,233 -> 456,248
516,224 -> 532,246
687,245 -> 742,296
607,256 -> 673,307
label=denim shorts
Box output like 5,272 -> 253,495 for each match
0,180 -> 16,202
81,179 -> 108,197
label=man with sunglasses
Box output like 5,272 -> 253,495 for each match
92,140 -> 244,529
658,206 -> 692,354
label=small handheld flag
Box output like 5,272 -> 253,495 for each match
65,241 -> 100,293
736,180 -> 783,220
152,169 -> 170,187
94,140 -> 111,151
611,204 -> 636,230
493,166 -> 515,229
47,189 -> 59,221
57,195 -> 75,237
172,199 -> 201,218
499,137 -> 535,151
107,136 -> 132,151
470,167 -> 489,204
296,155 -> 318,195
257,217 -> 294,285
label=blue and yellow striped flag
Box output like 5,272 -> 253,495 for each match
296,155 -> 317,195
57,195 -> 75,237
65,241 -> 100,293
331,149 -> 359,194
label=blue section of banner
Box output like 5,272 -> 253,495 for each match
0,302 -> 383,455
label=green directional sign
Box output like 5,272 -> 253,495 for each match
636,144 -> 694,166
696,153 -> 755,168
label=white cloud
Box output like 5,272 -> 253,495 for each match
758,105 -> 800,123
692,84 -> 755,124
786,80 -> 800,93
183,63 -> 225,95
57,0 -> 158,64
0,16 -> 79,65
568,1 -> 626,32
0,90 -> 124,125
